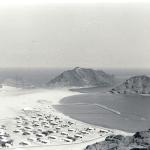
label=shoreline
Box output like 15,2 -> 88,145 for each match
0,86 -> 131,150
54,89 -> 132,135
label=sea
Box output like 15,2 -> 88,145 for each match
1,67 -> 150,133
55,92 -> 150,132
54,68 -> 150,133
0,68 -> 65,87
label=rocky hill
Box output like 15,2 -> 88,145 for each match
110,75 -> 150,94
85,129 -> 150,150
47,67 -> 115,88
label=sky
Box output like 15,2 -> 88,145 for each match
0,0 -> 150,69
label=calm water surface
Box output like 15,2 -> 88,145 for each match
54,92 -> 150,132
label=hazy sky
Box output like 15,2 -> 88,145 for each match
0,1 -> 150,69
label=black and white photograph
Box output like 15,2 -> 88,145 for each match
0,0 -> 150,149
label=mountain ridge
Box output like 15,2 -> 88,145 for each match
110,75 -> 150,94
47,67 -> 115,88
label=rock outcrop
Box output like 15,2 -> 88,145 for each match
85,129 -> 150,150
110,75 -> 150,94
47,67 -> 115,88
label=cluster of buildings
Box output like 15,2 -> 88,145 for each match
0,105 -> 111,148
0,125 -> 13,147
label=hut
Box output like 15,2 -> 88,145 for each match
19,142 -> 29,146
49,136 -> 56,139
74,134 -> 82,138
22,131 -> 30,135
64,138 -> 72,142
61,132 -> 68,136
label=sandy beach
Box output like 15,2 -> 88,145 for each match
0,86 -> 80,119
0,86 -> 130,150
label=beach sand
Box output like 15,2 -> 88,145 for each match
0,86 -> 130,150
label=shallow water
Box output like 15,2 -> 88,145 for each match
54,92 -> 150,132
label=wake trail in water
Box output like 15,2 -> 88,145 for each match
93,103 -> 121,115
